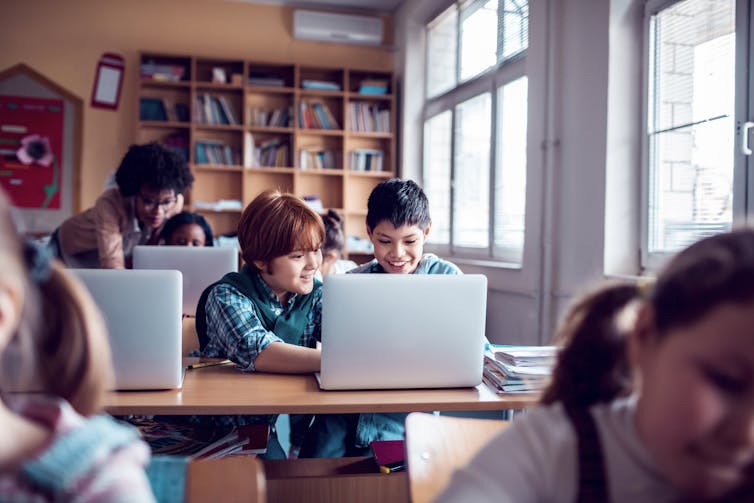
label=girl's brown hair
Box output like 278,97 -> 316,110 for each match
542,229 -> 754,409
237,190 -> 325,269
0,189 -> 112,416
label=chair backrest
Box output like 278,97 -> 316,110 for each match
404,412 -> 507,503
186,456 -> 266,503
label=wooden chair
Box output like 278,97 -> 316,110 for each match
186,456 -> 266,503
404,412 -> 508,503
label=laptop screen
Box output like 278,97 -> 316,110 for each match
132,245 -> 239,316
72,269 -> 184,390
320,274 -> 487,390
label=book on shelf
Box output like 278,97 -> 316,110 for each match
194,93 -> 239,126
350,149 -> 384,172
248,72 -> 285,87
301,79 -> 341,91
194,139 -> 240,166
358,78 -> 389,95
256,137 -> 289,167
140,62 -> 186,82
299,146 -> 337,170
139,97 -> 167,121
193,199 -> 244,211
164,132 -> 189,162
248,106 -> 291,128
349,102 -> 390,133
298,99 -> 340,130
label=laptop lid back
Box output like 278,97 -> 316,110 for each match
73,269 -> 184,390
132,245 -> 238,316
320,274 -> 487,390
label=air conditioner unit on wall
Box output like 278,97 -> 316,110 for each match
293,10 -> 384,46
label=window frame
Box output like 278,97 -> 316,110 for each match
422,0 -> 528,265
640,0 -> 751,270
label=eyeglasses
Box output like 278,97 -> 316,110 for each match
139,193 -> 177,212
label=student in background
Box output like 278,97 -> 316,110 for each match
193,190 -> 324,458
50,142 -> 194,268
159,211 -> 214,247
301,178 -> 462,458
318,209 -> 357,278
0,188 -> 154,501
436,230 -> 754,502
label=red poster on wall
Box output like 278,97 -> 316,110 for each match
0,95 -> 64,209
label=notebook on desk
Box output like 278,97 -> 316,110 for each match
72,269 -> 184,390
316,274 -> 487,390
132,245 -> 239,316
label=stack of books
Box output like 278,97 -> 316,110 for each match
358,79 -> 389,95
483,344 -> 558,394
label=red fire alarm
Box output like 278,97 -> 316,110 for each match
91,53 -> 125,110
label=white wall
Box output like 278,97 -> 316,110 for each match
394,0 -> 643,344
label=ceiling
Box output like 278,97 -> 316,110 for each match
233,0 -> 405,15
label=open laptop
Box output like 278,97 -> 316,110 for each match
72,269 -> 184,390
317,274 -> 487,390
132,245 -> 239,316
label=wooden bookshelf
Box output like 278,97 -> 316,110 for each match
137,52 -> 395,258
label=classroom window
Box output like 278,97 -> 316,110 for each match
642,0 -> 745,267
423,0 -> 529,265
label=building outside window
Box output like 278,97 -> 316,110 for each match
642,0 -> 753,268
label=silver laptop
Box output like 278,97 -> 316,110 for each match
72,269 -> 184,390
318,274 -> 487,390
132,245 -> 238,316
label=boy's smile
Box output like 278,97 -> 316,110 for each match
368,221 -> 431,274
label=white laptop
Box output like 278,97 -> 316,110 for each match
317,274 -> 487,390
72,269 -> 184,390
132,245 -> 239,316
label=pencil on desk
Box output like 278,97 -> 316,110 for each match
186,359 -> 233,370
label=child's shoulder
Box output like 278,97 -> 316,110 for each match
419,253 -> 462,275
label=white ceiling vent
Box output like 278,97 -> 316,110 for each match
293,10 -> 384,46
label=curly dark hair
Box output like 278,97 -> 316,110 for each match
159,211 -> 214,246
115,142 -> 194,197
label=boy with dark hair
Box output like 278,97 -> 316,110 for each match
352,178 -> 460,275
52,142 -> 194,269
301,178 -> 461,458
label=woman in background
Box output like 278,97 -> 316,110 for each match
51,142 -> 193,268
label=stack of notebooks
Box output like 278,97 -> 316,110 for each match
483,344 -> 558,394
128,417 -> 269,458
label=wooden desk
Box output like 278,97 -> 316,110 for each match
104,364 -> 536,416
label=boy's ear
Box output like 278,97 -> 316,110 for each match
423,220 -> 432,239
252,259 -> 268,272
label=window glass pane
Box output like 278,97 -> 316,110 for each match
495,77 -> 528,263
427,6 -> 458,98
453,93 -> 491,248
460,0 -> 498,81
647,0 -> 735,253
424,112 -> 452,244
500,0 -> 529,60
